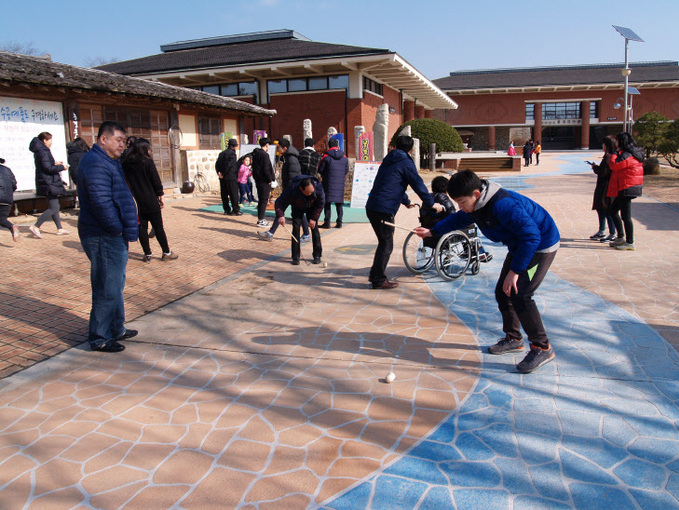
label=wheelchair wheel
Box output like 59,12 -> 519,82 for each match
403,231 -> 436,274
435,230 -> 472,280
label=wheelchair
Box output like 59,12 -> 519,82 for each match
402,206 -> 482,281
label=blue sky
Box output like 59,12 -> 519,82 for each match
3,0 -> 678,80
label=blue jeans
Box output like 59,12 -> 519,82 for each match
81,235 -> 128,349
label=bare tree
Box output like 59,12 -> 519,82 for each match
0,41 -> 43,56
84,56 -> 119,68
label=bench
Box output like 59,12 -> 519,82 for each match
435,154 -> 522,172
12,190 -> 78,215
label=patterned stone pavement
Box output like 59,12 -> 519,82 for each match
1,153 -> 679,508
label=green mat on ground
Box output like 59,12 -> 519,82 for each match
200,201 -> 369,223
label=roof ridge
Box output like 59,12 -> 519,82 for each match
448,61 -> 678,76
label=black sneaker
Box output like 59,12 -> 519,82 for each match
600,234 -> 617,242
291,259 -> 300,265
517,345 -> 555,373
312,257 -> 321,264
488,336 -> 524,354
590,232 -> 606,240
93,340 -> 125,353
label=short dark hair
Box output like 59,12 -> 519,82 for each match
299,177 -> 313,189
447,169 -> 483,199
72,137 -> 90,152
259,137 -> 270,147
431,176 -> 449,194
304,138 -> 314,147
616,132 -> 637,152
38,132 -> 52,142
328,138 -> 339,148
395,135 -> 414,153
97,121 -> 125,140
278,139 -> 290,149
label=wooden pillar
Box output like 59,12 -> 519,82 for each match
415,105 -> 425,119
424,109 -> 433,119
488,126 -> 496,151
403,100 -> 415,122
581,100 -> 591,150
533,103 -> 542,145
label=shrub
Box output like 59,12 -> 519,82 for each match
643,157 -> 660,175
390,119 -> 464,157
634,111 -> 669,158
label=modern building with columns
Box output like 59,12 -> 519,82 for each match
433,61 -> 679,151
99,30 -> 457,156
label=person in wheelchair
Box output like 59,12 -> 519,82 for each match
420,176 -> 492,262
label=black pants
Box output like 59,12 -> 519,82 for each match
139,210 -> 170,255
292,210 -> 321,261
324,202 -> 344,225
610,196 -> 634,244
367,208 -> 395,286
255,181 -> 271,220
35,197 -> 62,229
0,204 -> 13,232
220,178 -> 240,214
495,250 -> 557,349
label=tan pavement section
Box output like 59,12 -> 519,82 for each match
0,153 -> 678,507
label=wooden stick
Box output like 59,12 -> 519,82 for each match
281,222 -> 299,243
382,220 -> 416,233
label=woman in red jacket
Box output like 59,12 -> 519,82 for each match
607,132 -> 644,251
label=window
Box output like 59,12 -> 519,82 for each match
202,85 -> 220,95
198,116 -> 222,150
363,76 -> 383,96
238,82 -> 257,96
267,75 -> 349,99
220,84 -> 238,96
542,102 -> 581,120
526,103 -> 535,121
590,101 -> 599,119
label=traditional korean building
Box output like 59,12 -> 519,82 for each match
0,50 -> 275,192
98,29 -> 457,157
433,61 -> 679,151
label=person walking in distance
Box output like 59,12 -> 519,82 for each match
77,121 -> 139,353
215,138 -> 242,216
251,137 -> 276,227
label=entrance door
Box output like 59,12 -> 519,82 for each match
541,126 -> 576,150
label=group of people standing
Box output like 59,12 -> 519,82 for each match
589,132 -> 644,251
216,135 -> 349,265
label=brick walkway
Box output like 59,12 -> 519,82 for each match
1,153 -> 679,508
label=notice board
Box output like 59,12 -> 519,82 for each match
0,96 -> 68,191
350,161 -> 380,209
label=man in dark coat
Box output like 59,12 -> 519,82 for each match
251,137 -> 276,227
523,141 -> 532,167
215,138 -> 241,216
298,138 -> 321,177
278,139 -> 301,188
77,121 -> 139,353
274,175 -> 325,265
318,138 -> 349,229
365,135 -> 442,290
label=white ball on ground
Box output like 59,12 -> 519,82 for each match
385,371 -> 396,383
322,262 -> 328,268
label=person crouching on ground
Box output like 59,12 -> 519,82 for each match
414,169 -> 560,374
274,175 -> 325,265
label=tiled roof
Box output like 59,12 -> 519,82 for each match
0,51 -> 276,116
434,61 -> 679,91
98,37 -> 390,76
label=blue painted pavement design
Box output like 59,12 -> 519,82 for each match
322,154 -> 679,509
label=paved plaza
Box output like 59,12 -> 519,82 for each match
1,153 -> 678,508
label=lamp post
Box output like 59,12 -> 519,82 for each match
613,26 -> 644,133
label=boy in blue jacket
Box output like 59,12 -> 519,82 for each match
415,170 -> 560,373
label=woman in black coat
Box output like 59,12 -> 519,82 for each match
122,138 -> 177,262
588,136 -> 617,242
29,132 -> 70,238
66,137 -> 90,184
0,158 -> 20,242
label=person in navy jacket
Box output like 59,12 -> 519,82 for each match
415,170 -> 560,374
365,135 -> 442,290
78,121 -> 139,353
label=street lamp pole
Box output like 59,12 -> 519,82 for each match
613,26 -> 644,133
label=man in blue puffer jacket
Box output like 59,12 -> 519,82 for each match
415,170 -> 560,374
78,121 -> 139,353
365,135 -> 442,290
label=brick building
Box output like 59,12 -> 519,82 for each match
433,61 -> 679,151
98,30 -> 457,157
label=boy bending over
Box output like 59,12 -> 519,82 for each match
415,170 -> 560,373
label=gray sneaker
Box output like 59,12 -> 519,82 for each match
488,336 -> 524,355
257,230 -> 273,241
609,237 -> 626,247
615,242 -> 635,251
517,345 -> 555,373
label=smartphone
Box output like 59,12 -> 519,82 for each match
584,161 -> 594,165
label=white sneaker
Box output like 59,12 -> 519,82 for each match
257,231 -> 273,241
29,225 -> 42,239
257,219 -> 270,227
